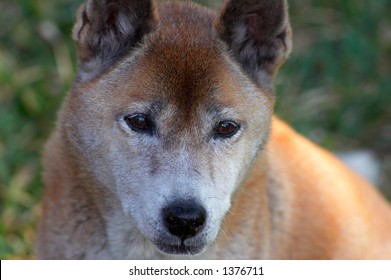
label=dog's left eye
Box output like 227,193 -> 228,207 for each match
214,121 -> 240,139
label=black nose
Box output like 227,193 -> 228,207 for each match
163,201 -> 206,241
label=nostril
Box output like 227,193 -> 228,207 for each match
163,201 -> 206,241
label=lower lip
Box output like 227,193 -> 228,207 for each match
155,242 -> 205,256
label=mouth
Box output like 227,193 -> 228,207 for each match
154,240 -> 207,256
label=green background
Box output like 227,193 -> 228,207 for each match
1,0 -> 390,259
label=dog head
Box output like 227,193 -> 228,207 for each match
65,0 -> 291,256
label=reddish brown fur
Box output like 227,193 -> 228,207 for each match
37,0 -> 391,259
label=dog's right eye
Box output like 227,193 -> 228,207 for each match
124,114 -> 153,134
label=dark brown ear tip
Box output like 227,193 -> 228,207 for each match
72,0 -> 157,81
215,0 -> 291,87
72,3 -> 87,42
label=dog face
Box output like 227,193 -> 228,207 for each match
65,0 -> 291,256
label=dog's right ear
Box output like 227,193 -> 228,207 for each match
72,0 -> 157,81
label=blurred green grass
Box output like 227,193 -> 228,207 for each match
0,0 -> 390,259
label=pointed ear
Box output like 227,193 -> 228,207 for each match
72,0 -> 157,81
215,0 -> 291,90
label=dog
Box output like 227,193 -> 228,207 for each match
36,0 -> 391,259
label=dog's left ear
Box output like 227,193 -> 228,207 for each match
215,0 -> 292,90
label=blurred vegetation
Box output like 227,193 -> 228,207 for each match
0,0 -> 390,259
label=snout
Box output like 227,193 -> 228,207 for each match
163,200 -> 207,241
153,200 -> 208,255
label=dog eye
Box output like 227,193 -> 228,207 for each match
214,121 -> 240,139
124,114 -> 153,134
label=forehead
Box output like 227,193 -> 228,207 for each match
115,28 -> 239,117
139,45 -> 224,109
137,3 -> 227,108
